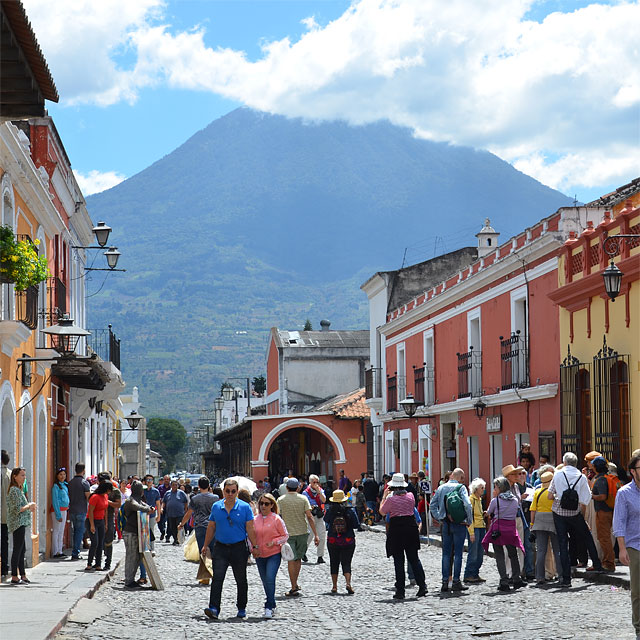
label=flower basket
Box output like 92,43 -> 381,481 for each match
0,225 -> 50,291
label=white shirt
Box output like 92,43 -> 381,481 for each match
548,466 -> 591,516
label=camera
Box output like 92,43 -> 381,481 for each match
529,532 -> 537,543
490,530 -> 501,540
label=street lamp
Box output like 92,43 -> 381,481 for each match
602,234 -> 640,302
42,314 -> 91,357
124,409 -> 144,430
92,221 -> 112,247
399,393 -> 420,418
224,377 -> 252,416
473,399 -> 487,419
73,220 -> 126,272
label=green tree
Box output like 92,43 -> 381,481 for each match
147,417 -> 187,472
252,375 -> 266,396
303,319 -> 313,331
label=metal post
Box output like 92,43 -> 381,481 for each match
246,377 -> 251,416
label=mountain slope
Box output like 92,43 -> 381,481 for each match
85,109 -> 572,421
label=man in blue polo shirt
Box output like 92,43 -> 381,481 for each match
201,478 -> 257,620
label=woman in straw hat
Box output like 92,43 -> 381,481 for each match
324,489 -> 359,594
530,471 -> 561,584
379,473 -> 428,599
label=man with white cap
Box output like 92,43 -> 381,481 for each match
430,468 -> 472,592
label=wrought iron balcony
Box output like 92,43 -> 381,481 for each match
414,364 -> 435,406
86,324 -> 121,370
457,347 -> 482,399
500,331 -> 529,390
16,284 -> 38,329
365,367 -> 382,399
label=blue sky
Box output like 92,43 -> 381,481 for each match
22,0 -> 639,202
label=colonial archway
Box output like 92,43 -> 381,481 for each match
0,380 -> 16,463
256,418 -> 347,465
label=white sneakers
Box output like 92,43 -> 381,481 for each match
264,608 -> 274,619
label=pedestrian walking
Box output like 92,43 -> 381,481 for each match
157,475 -> 171,541
590,455 -> 617,572
122,480 -> 155,589
162,480 -> 188,545
67,462 -> 90,561
463,477 -> 486,583
102,472 -> 121,572
303,474 -> 327,563
85,481 -> 111,571
338,469 -> 352,492
379,473 -> 427,599
430,467 -> 472,592
6,467 -> 36,584
324,489 -> 359,595
482,476 -> 526,592
1,450 -> 11,581
252,493 -> 289,618
50,467 -> 69,558
201,478 -> 257,620
277,477 -> 319,597
613,453 -> 640,640
143,475 -> 161,551
530,470 -> 561,585
548,452 -> 604,587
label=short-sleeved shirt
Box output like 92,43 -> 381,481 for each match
144,486 -> 161,511
163,489 -> 188,518
277,491 -> 311,536
68,475 -> 91,516
190,492 -> 217,529
591,474 -> 612,512
530,487 -> 553,513
89,492 -> 109,520
208,499 -> 254,544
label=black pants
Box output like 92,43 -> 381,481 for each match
87,519 -> 106,567
209,540 -> 249,612
1,522 -> 8,575
554,512 -> 602,584
393,547 -> 426,595
493,544 -> 520,584
11,526 -> 26,577
104,521 -> 116,569
328,543 -> 355,575
167,516 -> 181,543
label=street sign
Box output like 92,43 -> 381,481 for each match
486,415 -> 502,432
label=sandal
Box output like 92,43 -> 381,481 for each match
10,578 -> 20,585
20,577 -> 30,584
285,590 -> 300,597
346,585 -> 354,594
330,587 -> 337,594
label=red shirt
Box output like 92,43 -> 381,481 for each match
89,493 -> 109,520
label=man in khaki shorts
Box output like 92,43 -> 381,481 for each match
277,478 -> 319,596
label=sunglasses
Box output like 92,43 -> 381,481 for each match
259,501 -> 272,507
57,467 -> 66,472
224,488 -> 237,494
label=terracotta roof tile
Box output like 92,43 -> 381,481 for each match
312,388 -> 368,419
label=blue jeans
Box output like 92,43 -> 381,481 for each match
464,527 -> 485,578
255,553 -> 281,609
195,526 -> 215,557
522,516 -> 534,576
70,512 -> 86,558
441,520 -> 467,583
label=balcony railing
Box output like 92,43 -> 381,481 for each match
16,285 -> 38,329
500,331 -> 529,390
414,365 -> 435,406
87,324 -> 121,370
365,367 -> 382,399
457,347 -> 482,398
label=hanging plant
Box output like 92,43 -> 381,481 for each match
0,225 -> 50,291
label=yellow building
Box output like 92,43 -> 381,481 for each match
549,179 -> 639,466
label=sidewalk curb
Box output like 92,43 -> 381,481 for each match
363,524 -> 630,590
44,557 -> 123,640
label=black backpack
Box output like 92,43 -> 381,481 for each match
559,472 -> 580,511
332,508 -> 348,535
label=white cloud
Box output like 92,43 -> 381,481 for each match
74,170 -> 126,196
23,0 -> 640,192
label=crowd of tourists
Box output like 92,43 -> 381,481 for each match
1,449 -> 638,638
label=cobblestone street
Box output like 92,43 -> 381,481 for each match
55,530 -> 634,640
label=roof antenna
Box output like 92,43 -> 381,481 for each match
400,247 -> 408,269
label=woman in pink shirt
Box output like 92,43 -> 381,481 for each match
251,493 -> 289,619
379,473 -> 428,599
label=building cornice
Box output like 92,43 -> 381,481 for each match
382,233 -> 562,338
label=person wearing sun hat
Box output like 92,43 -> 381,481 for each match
379,473 -> 428,599
530,471 -> 561,584
324,489 -> 360,595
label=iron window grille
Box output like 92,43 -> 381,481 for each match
500,330 -> 529,390
457,347 -> 482,399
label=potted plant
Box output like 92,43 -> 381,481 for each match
0,225 -> 49,290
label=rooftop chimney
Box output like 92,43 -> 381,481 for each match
320,319 -> 331,331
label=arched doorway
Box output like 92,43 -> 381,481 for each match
19,394 -> 34,565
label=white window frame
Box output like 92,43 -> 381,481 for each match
396,342 -> 406,402
423,328 -> 435,405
